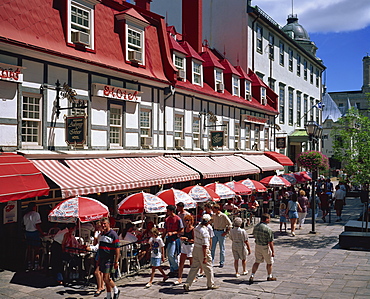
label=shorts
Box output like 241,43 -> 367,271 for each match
99,257 -> 116,274
334,200 -> 344,211
25,231 -> 41,247
279,216 -> 287,223
288,210 -> 298,219
232,245 -> 248,260
254,244 -> 274,264
150,257 -> 161,267
181,243 -> 194,257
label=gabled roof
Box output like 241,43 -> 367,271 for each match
201,48 -> 225,69
220,59 -> 240,75
115,8 -> 150,25
167,34 -> 188,55
180,41 -> 205,62
235,66 -> 252,81
248,70 -> 268,88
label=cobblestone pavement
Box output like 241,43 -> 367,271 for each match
1,195 -> 369,299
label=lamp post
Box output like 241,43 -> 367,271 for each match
305,121 -> 322,234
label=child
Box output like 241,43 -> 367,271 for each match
229,217 -> 251,277
145,228 -> 168,288
279,202 -> 287,232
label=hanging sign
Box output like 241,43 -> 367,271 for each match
92,83 -> 142,102
210,131 -> 224,147
276,137 -> 286,149
3,201 -> 17,224
65,115 -> 87,145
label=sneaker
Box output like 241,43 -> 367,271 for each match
207,285 -> 220,290
249,276 -> 254,284
219,264 -> 224,268
197,273 -> 204,278
173,280 -> 180,285
291,232 -> 295,236
145,283 -> 152,288
235,273 -> 240,278
183,283 -> 190,292
113,290 -> 120,299
267,277 -> 277,281
242,271 -> 248,275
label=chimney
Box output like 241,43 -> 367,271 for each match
363,55 -> 370,91
135,0 -> 152,10
182,0 -> 202,53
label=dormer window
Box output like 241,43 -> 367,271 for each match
215,69 -> 224,92
232,76 -> 240,96
174,54 -> 186,80
127,26 -> 144,64
245,80 -> 251,100
193,61 -> 203,86
261,86 -> 267,105
69,1 -> 95,49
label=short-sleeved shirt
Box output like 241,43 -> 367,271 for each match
230,227 -> 248,246
334,189 -> 346,200
23,211 -> 41,232
298,196 -> 309,213
252,222 -> 273,246
149,236 -> 165,258
212,212 -> 232,230
193,224 -> 210,248
178,211 -> 190,226
287,200 -> 298,212
164,215 -> 184,242
98,229 -> 120,260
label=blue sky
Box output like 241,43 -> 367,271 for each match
150,0 -> 370,93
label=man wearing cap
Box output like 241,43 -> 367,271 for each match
183,214 -> 219,291
211,203 -> 232,268
163,205 -> 184,277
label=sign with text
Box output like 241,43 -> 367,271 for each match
276,137 -> 286,149
92,83 -> 142,102
210,131 -> 224,147
65,115 -> 86,145
0,62 -> 23,83
241,114 -> 267,124
3,201 -> 17,224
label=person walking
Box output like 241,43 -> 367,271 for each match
249,213 -> 276,284
145,228 -> 168,288
183,214 -> 219,292
279,203 -> 287,233
297,190 -> 309,229
286,193 -> 301,236
98,217 -> 120,299
319,189 -> 331,223
333,185 -> 346,221
211,204 -> 232,268
163,205 -> 184,277
229,217 -> 251,277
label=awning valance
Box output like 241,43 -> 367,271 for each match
0,153 -> 49,203
32,157 -> 200,199
264,151 -> 294,166
178,155 -> 260,179
239,154 -> 284,172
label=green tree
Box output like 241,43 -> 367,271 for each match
332,107 -> 370,185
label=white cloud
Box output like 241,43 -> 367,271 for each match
254,0 -> 370,33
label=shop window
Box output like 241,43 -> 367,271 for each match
22,95 -> 42,145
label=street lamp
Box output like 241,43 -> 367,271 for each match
305,121 -> 322,234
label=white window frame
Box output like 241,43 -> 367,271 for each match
232,75 -> 240,96
288,48 -> 293,72
268,33 -> 274,60
279,41 -> 284,66
22,94 -> 42,147
261,86 -> 267,105
223,121 -> 229,148
279,85 -> 285,124
245,124 -> 251,149
254,125 -> 260,150
109,105 -> 123,147
256,25 -> 263,53
245,80 -> 251,100
174,53 -> 185,71
126,24 -> 145,65
192,60 -> 203,86
297,54 -> 301,77
234,122 -> 240,149
215,68 -> 223,92
68,0 -> 95,49
193,116 -> 200,149
140,109 -> 151,137
174,115 -> 184,139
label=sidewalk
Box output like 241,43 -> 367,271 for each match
0,196 -> 369,298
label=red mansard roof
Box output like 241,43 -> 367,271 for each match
235,66 -> 252,81
201,47 -> 225,69
180,41 -> 205,62
167,34 -> 188,55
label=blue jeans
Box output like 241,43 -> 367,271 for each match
166,240 -> 179,272
211,230 -> 226,266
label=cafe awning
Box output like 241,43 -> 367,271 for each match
0,153 -> 49,203
177,155 -> 260,179
32,157 -> 200,198
239,154 -> 284,172
264,151 -> 294,166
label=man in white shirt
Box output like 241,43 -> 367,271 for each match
334,185 -> 346,221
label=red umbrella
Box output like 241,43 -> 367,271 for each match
48,196 -> 109,223
117,192 -> 168,215
156,188 -> 197,209
182,185 -> 220,202
205,182 -> 236,199
280,173 -> 297,185
260,175 -> 291,187
239,179 -> 267,192
224,181 -> 252,195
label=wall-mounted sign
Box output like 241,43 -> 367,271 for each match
92,83 -> 142,102
276,137 -> 286,149
210,131 -> 224,147
0,62 -> 23,83
241,114 -> 267,124
65,115 -> 86,145
3,201 -> 17,224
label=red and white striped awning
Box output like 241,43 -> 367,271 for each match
32,157 -> 200,199
239,154 -> 284,172
178,155 -> 260,179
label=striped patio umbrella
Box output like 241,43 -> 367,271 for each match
260,175 -> 291,187
182,185 -> 220,202
224,181 -> 252,195
117,192 -> 168,215
205,182 -> 236,199
156,188 -> 197,209
238,178 -> 267,192
280,173 -> 297,185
